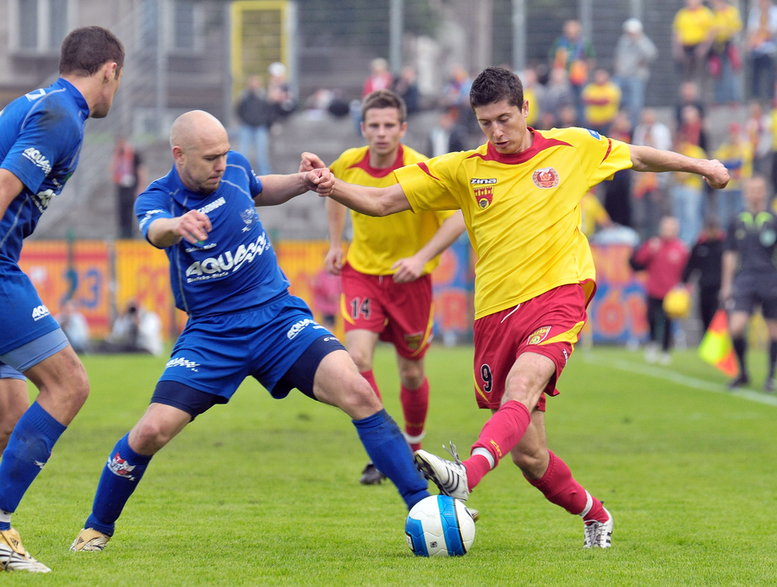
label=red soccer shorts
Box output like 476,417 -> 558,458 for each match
339,263 -> 434,359
472,282 -> 593,410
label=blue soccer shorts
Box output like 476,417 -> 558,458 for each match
152,293 -> 345,415
0,262 -> 69,372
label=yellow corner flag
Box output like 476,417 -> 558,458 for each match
698,309 -> 739,377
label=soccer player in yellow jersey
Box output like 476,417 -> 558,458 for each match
325,90 -> 466,485
303,67 -> 729,548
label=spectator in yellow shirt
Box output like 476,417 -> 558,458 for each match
671,129 -> 708,245
581,68 -> 621,135
709,0 -> 743,105
713,122 -> 753,225
673,0 -> 715,84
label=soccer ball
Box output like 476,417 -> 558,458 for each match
404,495 -> 476,557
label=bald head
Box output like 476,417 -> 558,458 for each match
170,110 -> 227,151
171,110 -> 230,194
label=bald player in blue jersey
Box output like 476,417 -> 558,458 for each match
70,110 -> 431,553
0,26 -> 124,573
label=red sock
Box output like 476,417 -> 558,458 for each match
400,378 -> 429,451
360,370 -> 382,401
526,450 -> 607,522
463,400 -> 531,490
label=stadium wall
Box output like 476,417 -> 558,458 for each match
18,239 -> 648,347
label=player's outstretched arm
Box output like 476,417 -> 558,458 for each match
629,144 -> 730,189
320,178 -> 411,217
254,168 -> 334,206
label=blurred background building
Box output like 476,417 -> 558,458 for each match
1,0 -> 766,349
0,0 -> 739,241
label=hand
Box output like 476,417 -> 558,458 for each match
324,247 -> 344,275
299,151 -> 326,172
704,159 -> 730,190
304,167 -> 334,195
391,256 -> 424,283
175,210 -> 211,245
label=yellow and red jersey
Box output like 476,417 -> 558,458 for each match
712,4 -> 742,44
331,144 -> 453,276
713,140 -> 752,189
581,81 -> 621,126
394,127 -> 633,319
673,5 -> 715,46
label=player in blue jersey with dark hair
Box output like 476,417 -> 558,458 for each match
70,110 -> 431,553
0,26 -> 124,573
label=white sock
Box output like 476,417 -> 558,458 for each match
471,447 -> 495,469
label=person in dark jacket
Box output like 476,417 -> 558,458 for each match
235,75 -> 274,174
682,216 -> 725,331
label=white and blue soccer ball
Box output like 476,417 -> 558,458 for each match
405,495 -> 476,557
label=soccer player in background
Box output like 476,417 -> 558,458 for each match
70,110 -> 431,553
303,66 -> 730,548
0,26 -> 124,573
325,90 -> 465,485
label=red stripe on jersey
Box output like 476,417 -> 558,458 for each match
417,161 -> 441,180
601,138 -> 613,163
348,144 -> 406,178
467,129 -> 571,165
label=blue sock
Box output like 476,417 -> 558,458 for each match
84,434 -> 152,536
0,402 -> 66,530
353,409 -> 430,509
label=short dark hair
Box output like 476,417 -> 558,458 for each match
361,89 -> 407,123
469,67 -> 524,110
59,26 -> 124,77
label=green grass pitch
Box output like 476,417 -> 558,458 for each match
10,345 -> 777,585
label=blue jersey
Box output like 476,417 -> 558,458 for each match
136,151 -> 290,316
0,78 -> 89,264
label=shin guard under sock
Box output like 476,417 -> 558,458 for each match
465,400 -> 531,490
84,434 -> 152,536
400,378 -> 429,451
353,409 -> 429,509
0,402 -> 66,528
526,450 -> 606,522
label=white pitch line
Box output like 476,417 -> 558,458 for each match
580,352 -> 777,408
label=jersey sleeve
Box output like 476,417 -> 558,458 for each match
393,152 -> 463,212
227,151 -> 263,197
571,128 -> 633,188
0,100 -> 81,194
136,187 -> 174,242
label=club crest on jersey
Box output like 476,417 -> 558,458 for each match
527,325 -> 551,345
240,208 -> 257,225
473,186 -> 493,208
532,167 -> 559,189
471,178 -> 496,209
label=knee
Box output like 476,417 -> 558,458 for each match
130,419 -> 173,455
348,348 -> 372,373
39,364 -> 90,411
398,363 -> 424,390
331,373 -> 382,419
70,366 -> 91,407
